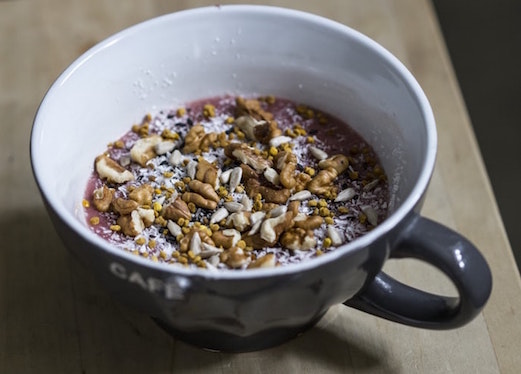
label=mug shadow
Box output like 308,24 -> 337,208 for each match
1,207 -> 392,373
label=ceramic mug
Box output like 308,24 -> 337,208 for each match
31,5 -> 492,352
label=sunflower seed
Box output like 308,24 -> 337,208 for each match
289,190 -> 312,201
189,232 -> 201,255
240,194 -> 253,212
186,160 -> 197,179
224,201 -> 244,213
309,146 -> 328,161
361,205 -> 378,226
327,225 -> 344,246
200,242 -> 224,259
263,167 -> 280,185
167,220 -> 182,237
210,207 -> 229,224
269,135 -> 292,148
335,188 -> 356,202
169,149 -> 183,166
229,166 -> 242,193
220,168 -> 232,184
363,179 -> 379,191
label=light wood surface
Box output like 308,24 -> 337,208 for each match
2,0 -> 520,372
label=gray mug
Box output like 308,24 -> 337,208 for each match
31,6 -> 492,352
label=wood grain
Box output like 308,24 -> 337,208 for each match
1,0 -> 520,372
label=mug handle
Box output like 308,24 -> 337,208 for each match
344,214 -> 492,329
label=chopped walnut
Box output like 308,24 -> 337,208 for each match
195,158 -> 220,189
225,143 -> 272,173
130,135 -> 162,167
162,197 -> 191,221
128,184 -> 154,206
280,228 -> 316,251
92,185 -> 114,212
95,155 -> 134,184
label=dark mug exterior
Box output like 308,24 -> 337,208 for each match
31,6 -> 492,352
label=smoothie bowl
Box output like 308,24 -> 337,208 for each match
31,5 -> 492,352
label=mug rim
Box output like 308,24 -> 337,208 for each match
31,4 -> 437,280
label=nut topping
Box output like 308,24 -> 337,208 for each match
130,135 -> 162,167
84,95 -> 389,270
95,155 -> 134,184
92,185 -> 114,212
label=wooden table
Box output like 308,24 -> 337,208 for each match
2,0 -> 520,372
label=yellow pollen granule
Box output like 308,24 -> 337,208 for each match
113,140 -> 125,149
237,240 -> 246,249
308,199 -> 318,207
109,224 -> 121,232
155,216 -> 167,227
306,136 -> 315,144
203,104 -> 216,118
225,116 -> 235,124
148,239 -> 157,249
338,206 -> 349,214
318,199 -> 328,208
319,207 -> 330,217
160,251 -> 169,260
268,146 -> 278,157
89,216 -> 100,225
153,201 -> 162,212
135,237 -> 146,246
324,217 -> 334,225
304,167 -> 315,176
176,107 -> 186,117
82,199 -> 90,208
323,238 -> 332,248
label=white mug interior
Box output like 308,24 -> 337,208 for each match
31,5 -> 436,276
